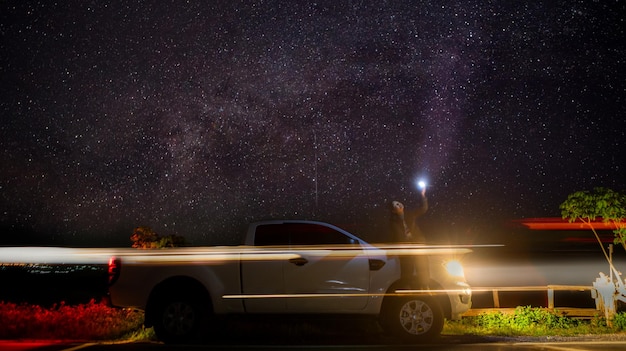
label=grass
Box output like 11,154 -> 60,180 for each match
2,301 -> 626,342
444,306 -> 626,338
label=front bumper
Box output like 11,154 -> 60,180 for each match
449,281 -> 472,320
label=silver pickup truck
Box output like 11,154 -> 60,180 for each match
107,220 -> 471,343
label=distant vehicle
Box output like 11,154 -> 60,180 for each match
107,220 -> 472,343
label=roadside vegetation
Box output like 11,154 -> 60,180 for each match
445,306 -> 626,338
0,299 -> 151,341
130,226 -> 186,249
1,300 -> 625,341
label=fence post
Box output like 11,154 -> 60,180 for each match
492,289 -> 500,308
547,287 -> 554,309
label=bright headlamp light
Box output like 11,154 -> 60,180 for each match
444,260 -> 465,278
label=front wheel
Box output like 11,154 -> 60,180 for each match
380,295 -> 444,343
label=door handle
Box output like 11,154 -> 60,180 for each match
288,257 -> 308,266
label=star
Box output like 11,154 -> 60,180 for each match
0,1 -> 624,246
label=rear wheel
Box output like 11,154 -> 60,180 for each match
152,290 -> 210,344
381,295 -> 444,343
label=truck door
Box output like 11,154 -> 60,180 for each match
282,223 -> 371,312
242,222 -> 371,313
240,226 -> 289,313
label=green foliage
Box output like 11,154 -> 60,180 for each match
156,234 -> 187,248
615,228 -> 626,249
513,306 -> 579,329
130,226 -> 186,249
130,226 -> 158,249
474,307 -> 579,332
445,308 -> 626,337
119,325 -> 156,342
560,188 -> 626,250
475,311 -> 506,329
560,187 -> 626,221
613,312 -> 626,330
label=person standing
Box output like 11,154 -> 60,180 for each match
389,186 -> 430,289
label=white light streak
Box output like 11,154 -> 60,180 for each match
0,244 -> 490,266
222,289 -> 471,299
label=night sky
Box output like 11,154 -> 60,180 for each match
1,1 -> 624,247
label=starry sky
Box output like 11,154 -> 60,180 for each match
1,1 -> 624,247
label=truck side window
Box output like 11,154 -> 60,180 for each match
288,223 -> 352,246
255,223 -> 354,246
254,224 -> 290,246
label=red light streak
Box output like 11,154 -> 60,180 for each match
515,217 -> 625,231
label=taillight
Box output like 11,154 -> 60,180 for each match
108,256 -> 121,286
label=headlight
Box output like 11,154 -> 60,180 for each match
444,260 -> 465,278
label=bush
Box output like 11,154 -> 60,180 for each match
0,299 -> 145,340
473,306 -> 581,331
614,312 -> 626,330
511,306 -> 580,330
130,226 -> 186,249
447,307 -> 626,337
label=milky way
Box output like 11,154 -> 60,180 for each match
1,1 -> 624,246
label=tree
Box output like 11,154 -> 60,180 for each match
130,226 -> 159,249
156,234 -> 187,248
560,187 -> 626,323
560,187 -> 626,251
130,226 -> 186,249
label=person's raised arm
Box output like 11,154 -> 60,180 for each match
406,188 -> 428,218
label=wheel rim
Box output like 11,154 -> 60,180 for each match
398,299 -> 433,335
162,301 -> 196,336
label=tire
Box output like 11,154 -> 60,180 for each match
380,295 -> 444,343
152,290 -> 209,344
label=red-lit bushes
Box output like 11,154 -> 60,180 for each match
0,299 -> 144,340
